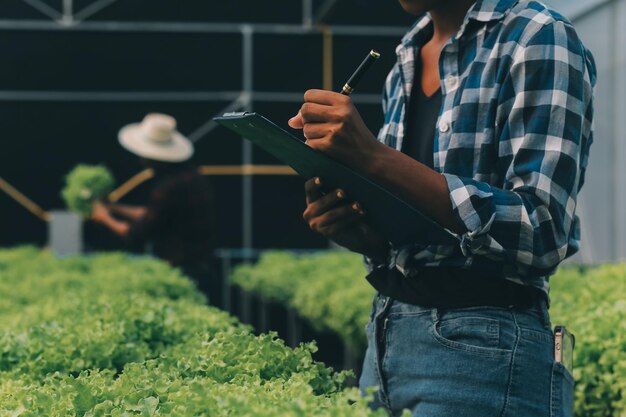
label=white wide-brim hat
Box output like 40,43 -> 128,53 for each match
118,113 -> 194,162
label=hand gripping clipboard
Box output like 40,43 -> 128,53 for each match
213,112 -> 458,247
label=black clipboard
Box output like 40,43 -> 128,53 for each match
213,112 -> 458,247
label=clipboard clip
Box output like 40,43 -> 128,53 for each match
221,111 -> 250,118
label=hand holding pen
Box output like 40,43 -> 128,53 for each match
288,49 -> 382,168
295,49 -> 390,259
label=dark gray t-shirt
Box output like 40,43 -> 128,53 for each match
401,60 -> 441,168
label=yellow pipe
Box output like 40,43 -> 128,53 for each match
198,165 -> 297,176
109,165 -> 297,202
0,176 -> 50,222
108,168 -> 155,203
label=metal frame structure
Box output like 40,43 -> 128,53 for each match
1,0 -> 406,252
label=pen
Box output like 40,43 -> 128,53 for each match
340,49 -> 381,95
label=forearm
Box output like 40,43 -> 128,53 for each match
289,89 -> 464,235
98,213 -> 131,237
108,203 -> 147,221
364,142 -> 465,234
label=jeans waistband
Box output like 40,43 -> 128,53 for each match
373,292 -> 551,332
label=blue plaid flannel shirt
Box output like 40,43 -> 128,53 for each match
373,0 -> 596,295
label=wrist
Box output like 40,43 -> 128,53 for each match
361,140 -> 390,177
98,210 -> 114,224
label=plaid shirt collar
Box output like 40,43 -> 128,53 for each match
393,0 -> 521,135
466,0 -> 519,22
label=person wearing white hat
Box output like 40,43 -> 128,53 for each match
91,113 -> 218,301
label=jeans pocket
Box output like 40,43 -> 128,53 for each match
431,314 -> 512,357
551,362 -> 574,417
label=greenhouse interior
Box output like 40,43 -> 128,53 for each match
1,0 -> 625,416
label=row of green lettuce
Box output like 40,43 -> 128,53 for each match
231,250 -> 626,417
231,251 -> 374,354
0,247 -> 395,417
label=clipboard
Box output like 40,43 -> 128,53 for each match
213,112 -> 458,247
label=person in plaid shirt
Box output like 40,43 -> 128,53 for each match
289,0 -> 595,415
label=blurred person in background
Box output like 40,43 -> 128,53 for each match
290,0 -> 595,416
90,113 -> 218,302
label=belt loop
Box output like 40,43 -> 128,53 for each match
431,308 -> 440,326
375,294 -> 391,321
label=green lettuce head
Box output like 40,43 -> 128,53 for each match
61,164 -> 115,217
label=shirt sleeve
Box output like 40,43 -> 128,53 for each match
442,20 -> 596,278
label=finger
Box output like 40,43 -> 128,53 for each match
288,111 -> 304,129
318,214 -> 364,237
304,89 -> 349,106
304,177 -> 324,205
304,137 -> 332,154
302,102 -> 346,125
304,189 -> 351,220
311,204 -> 365,235
303,122 -> 332,140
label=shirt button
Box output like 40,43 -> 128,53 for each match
439,121 -> 450,133
446,77 -> 459,90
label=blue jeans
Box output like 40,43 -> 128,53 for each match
359,294 -> 574,417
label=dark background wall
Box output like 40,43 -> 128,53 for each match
0,0 -> 416,250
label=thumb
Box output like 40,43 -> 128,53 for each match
288,111 -> 304,129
